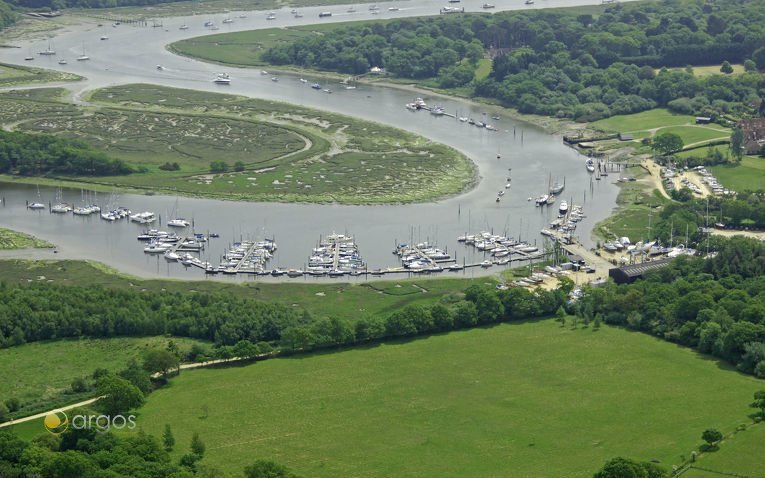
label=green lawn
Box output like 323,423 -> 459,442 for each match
0,259 -> 479,323
0,336 -> 209,408
474,58 -> 492,81
591,108 -> 695,133
711,156 -> 765,192
659,125 -> 730,147
676,144 -> 729,160
95,320 -> 763,478
662,64 -> 746,77
682,424 -> 765,478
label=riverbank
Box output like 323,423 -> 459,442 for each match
0,227 -> 53,249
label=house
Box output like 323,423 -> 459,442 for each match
618,133 -> 634,141
695,117 -> 712,124
738,118 -> 765,155
369,66 -> 386,75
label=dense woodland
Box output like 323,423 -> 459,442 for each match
0,131 -> 133,176
263,0 -> 765,121
0,428 -> 299,478
5,0 -> 183,10
579,237 -> 765,378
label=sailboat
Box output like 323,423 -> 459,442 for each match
167,199 -> 190,228
77,44 -> 90,61
28,185 -> 45,209
550,177 -> 565,195
51,187 -> 72,213
38,40 -> 55,56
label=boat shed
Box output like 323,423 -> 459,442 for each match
608,258 -> 674,284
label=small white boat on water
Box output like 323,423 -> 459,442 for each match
586,158 -> 596,172
58,59 -> 67,65
167,218 -> 189,228
28,202 -> 45,210
130,211 -> 156,224
559,200 -> 569,215
164,251 -> 180,261
179,24 -> 189,30
213,73 -> 231,84
266,13 -> 276,20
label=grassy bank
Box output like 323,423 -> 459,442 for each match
682,423 -> 765,478
112,319 -> 765,477
594,164 -> 669,242
0,62 -> 81,87
0,228 -> 53,249
0,259 -> 481,322
1,84 -> 476,204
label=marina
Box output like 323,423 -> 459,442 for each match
0,0 -> 622,281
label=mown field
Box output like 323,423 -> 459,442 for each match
0,259 -> 479,322
1,85 -> 474,204
682,424 -> 765,478
0,336 -> 208,406
712,156 -> 765,192
116,319 -> 764,478
0,228 -> 52,249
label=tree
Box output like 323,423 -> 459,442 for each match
70,376 -> 90,393
95,374 -> 145,416
190,432 -> 205,457
118,358 -> 152,394
730,128 -> 744,161
720,61 -> 733,74
744,59 -> 757,72
209,161 -> 228,173
0,402 -> 8,422
753,47 -> 765,71
651,133 -> 684,156
701,429 -> 723,448
163,424 -> 175,452
143,349 -> 180,376
4,398 -> 20,413
593,457 -> 668,478
234,161 -> 245,172
244,459 -> 299,478
752,390 -> 765,416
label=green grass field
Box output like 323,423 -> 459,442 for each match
591,108 -> 695,133
0,259 -> 479,323
711,156 -> 765,192
682,423 -> 765,478
662,64 -> 746,77
659,125 -> 731,147
0,337 -> 208,406
112,320 -> 763,478
0,228 -> 52,249
676,144 -> 729,160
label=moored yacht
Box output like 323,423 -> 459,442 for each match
213,73 -> 231,84
130,211 -> 156,224
559,200 -> 569,215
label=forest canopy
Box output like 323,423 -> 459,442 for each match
263,0 -> 765,121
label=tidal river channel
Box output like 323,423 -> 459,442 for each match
0,0 -> 624,280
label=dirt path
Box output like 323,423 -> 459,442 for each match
0,396 -> 103,429
640,159 -> 671,199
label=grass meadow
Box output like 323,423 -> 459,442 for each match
0,228 -> 52,249
121,319 -> 763,478
0,336 -> 208,406
682,423 -> 765,478
712,156 -> 765,192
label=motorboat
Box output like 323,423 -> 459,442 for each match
100,35 -> 109,40
271,77 -> 278,82
179,24 -> 189,30
28,202 -> 45,210
51,203 -> 72,213
130,211 -> 156,224
204,20 -> 214,26
164,251 -> 180,261
222,17 -> 233,23
58,59 -> 67,65
559,201 -> 569,215
535,194 -> 549,206
388,7 -> 399,11
550,178 -> 565,195
266,13 -> 276,20
167,218 -> 189,228
586,158 -> 596,172
311,83 -> 321,89
213,73 -> 231,84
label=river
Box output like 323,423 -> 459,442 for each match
0,0 -> 624,281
